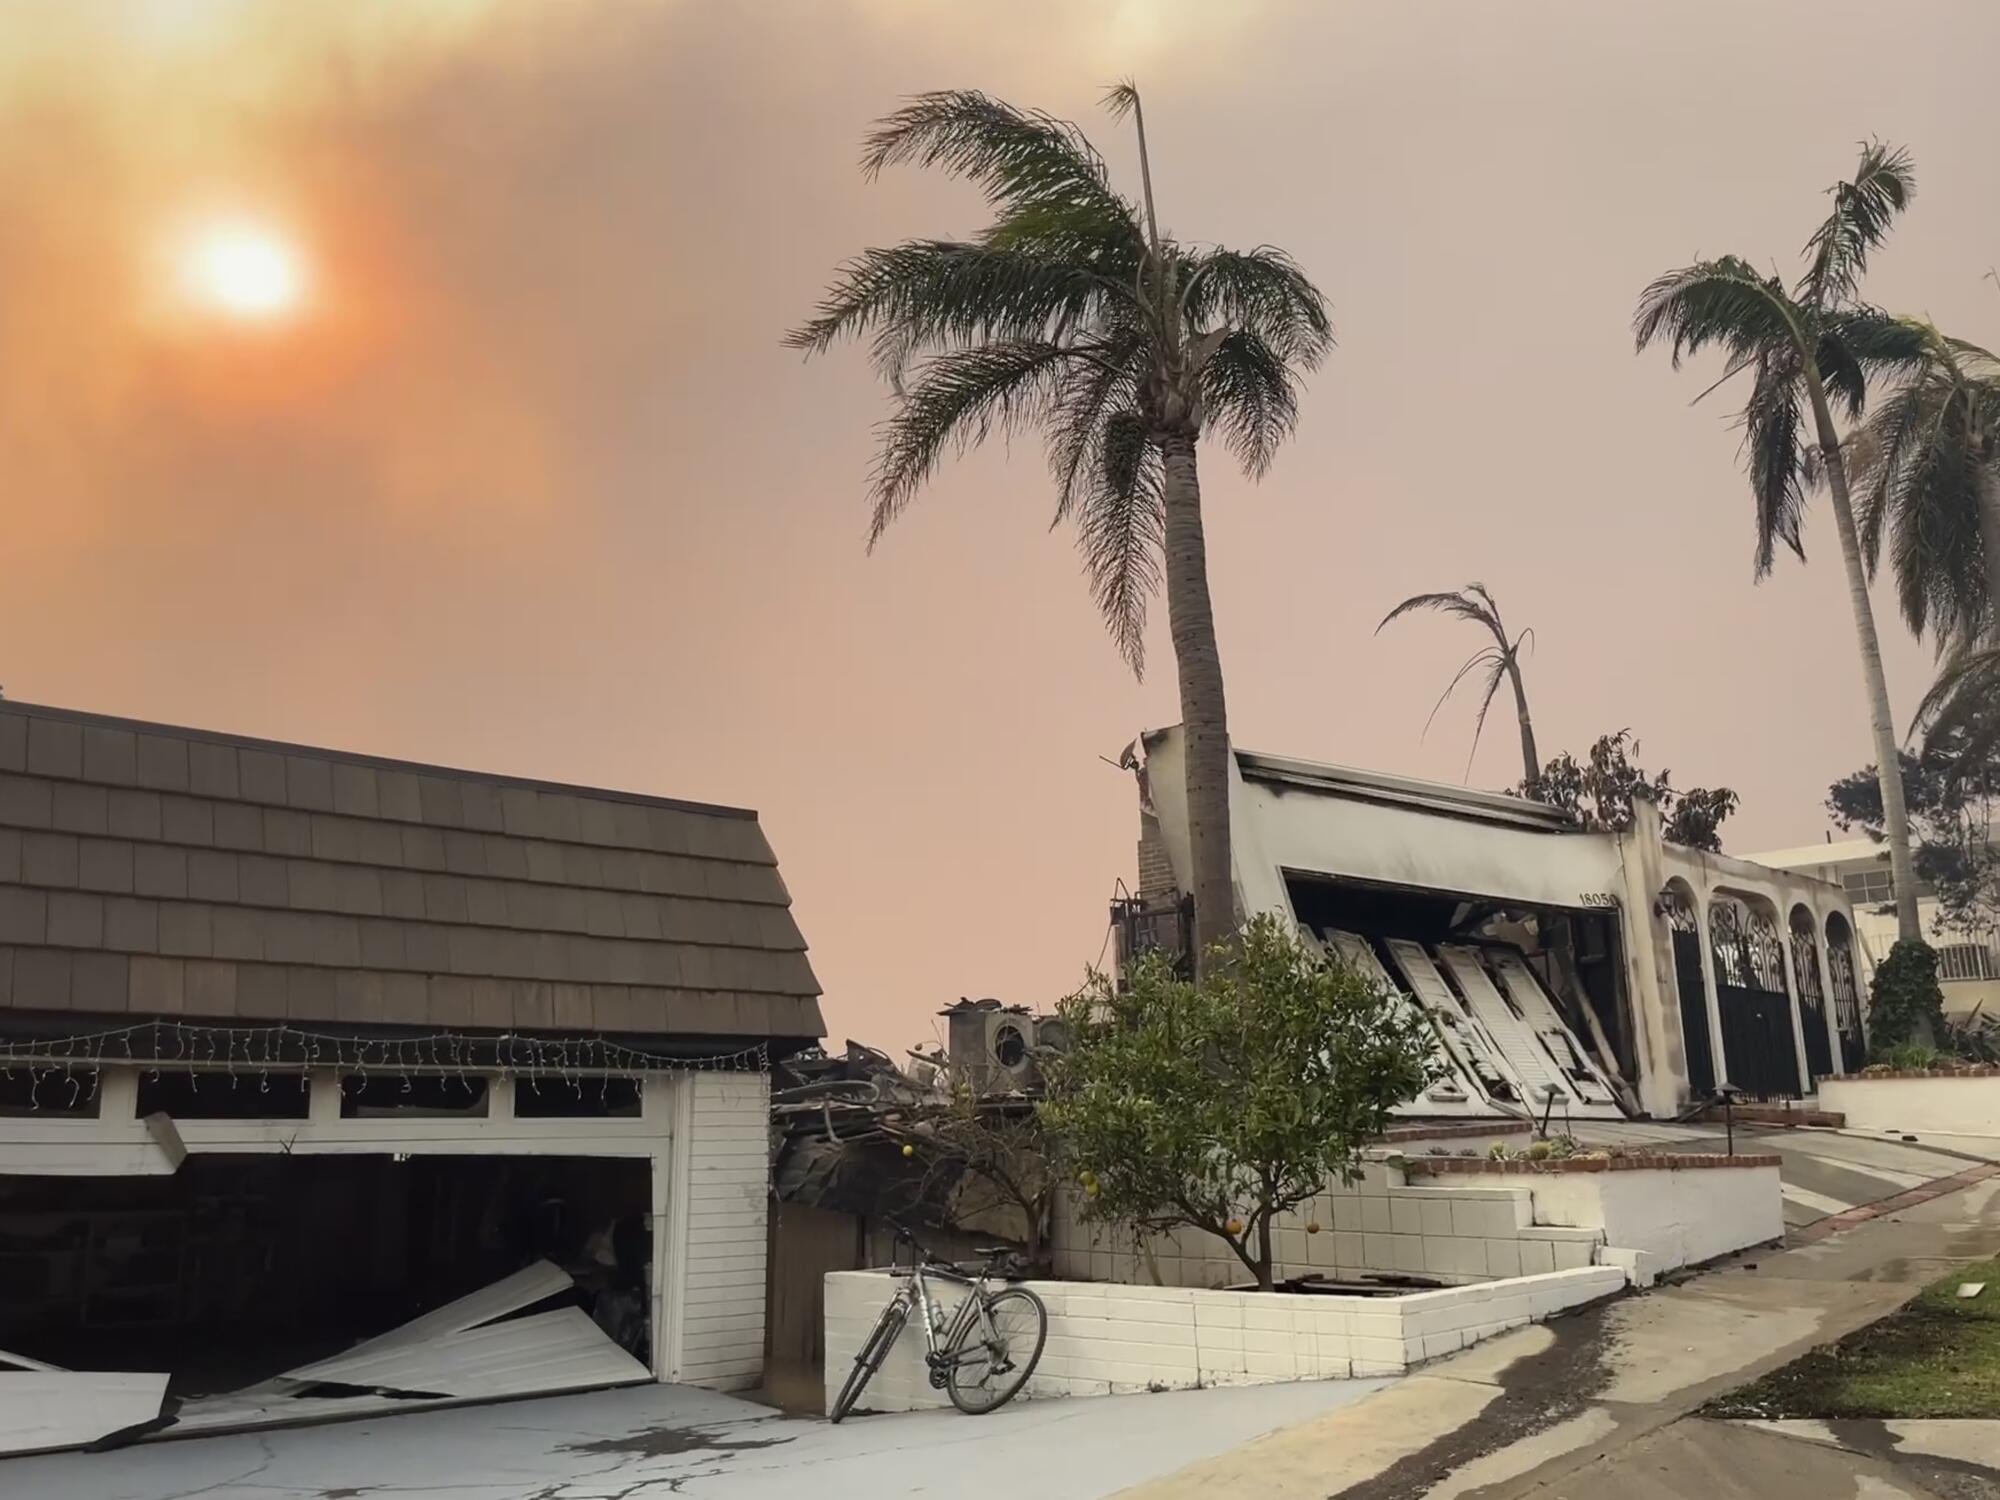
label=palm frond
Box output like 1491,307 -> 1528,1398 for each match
1099,80 -> 1141,123
1829,307 -> 1934,374
1383,584 -> 1526,779
1915,644 -> 2000,772
1742,344 -> 1809,575
869,341 -> 1074,542
1199,329 -> 1300,477
1634,257 -> 1801,366
1850,322 -> 2000,644
1799,141 -> 1916,311
785,240 -> 1130,378
1376,589 -> 1500,634
1181,246 -> 1334,369
1420,645 -> 1504,740
1077,409 -> 1165,675
1852,378 -> 1928,573
1046,330 -> 1146,525
863,91 -> 1140,243
1463,650 -> 1513,781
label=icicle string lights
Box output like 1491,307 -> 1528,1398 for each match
0,1022 -> 769,1078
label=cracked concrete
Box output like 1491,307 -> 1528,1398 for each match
0,1368 -> 1388,1500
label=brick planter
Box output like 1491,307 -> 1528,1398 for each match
1696,1103 -> 1846,1128
1409,1152 -> 1781,1175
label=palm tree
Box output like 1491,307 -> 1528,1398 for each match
789,87 -> 1333,967
1634,142 -> 1926,943
1850,321 -> 2000,651
1376,583 -> 1540,787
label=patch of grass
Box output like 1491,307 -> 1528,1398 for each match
1707,1254 -> 2000,1420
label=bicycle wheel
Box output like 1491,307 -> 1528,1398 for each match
829,1299 -> 908,1423
945,1286 -> 1047,1415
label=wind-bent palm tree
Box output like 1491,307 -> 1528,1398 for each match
789,87 -> 1333,967
1851,321 -> 2000,651
1634,142 -> 1925,942
1376,584 -> 1540,787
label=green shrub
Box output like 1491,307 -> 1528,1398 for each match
1867,939 -> 1946,1059
1038,915 -> 1436,1292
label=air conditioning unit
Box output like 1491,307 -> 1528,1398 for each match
940,999 -> 1048,1095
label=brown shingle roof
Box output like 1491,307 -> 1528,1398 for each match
0,702 -> 824,1044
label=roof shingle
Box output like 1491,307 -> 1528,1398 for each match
0,702 -> 824,1043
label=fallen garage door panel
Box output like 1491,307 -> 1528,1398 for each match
279,1305 -> 651,1398
1487,947 -> 1623,1109
167,1382 -> 458,1437
1321,929 -> 1494,1117
1439,944 -> 1623,1120
0,1371 -> 170,1456
0,1347 -> 64,1373
295,1257 -> 574,1370
161,1262 -> 651,1441
1383,937 -> 1529,1111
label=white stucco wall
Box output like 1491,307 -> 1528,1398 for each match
823,1263 -> 1628,1413
1819,1074 -> 2000,1138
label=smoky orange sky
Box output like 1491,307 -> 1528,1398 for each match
4,1 -> 1996,1057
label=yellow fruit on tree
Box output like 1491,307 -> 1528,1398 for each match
1306,1222 -> 1322,1235
901,1144 -> 915,1158
1225,1218 -> 1245,1236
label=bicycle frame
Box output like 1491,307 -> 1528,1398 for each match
895,1251 -> 1007,1378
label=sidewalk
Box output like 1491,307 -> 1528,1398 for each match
1116,1171 -> 2000,1499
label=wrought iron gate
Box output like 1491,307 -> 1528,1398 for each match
1827,919 -> 1867,1074
1666,895 -> 1716,1098
1790,910 -> 1833,1083
1710,901 -> 1802,1101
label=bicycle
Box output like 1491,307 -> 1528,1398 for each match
828,1226 -> 1048,1422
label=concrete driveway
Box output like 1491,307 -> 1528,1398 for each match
0,1372 -> 1392,1500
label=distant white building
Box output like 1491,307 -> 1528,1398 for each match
1745,837 -> 1999,1018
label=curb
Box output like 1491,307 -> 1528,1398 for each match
1789,1161 -> 2000,1244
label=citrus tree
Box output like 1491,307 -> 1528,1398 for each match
1037,915 -> 1435,1292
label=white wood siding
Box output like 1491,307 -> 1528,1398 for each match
671,1071 -> 769,1390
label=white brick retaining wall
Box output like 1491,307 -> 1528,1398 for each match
1051,1162 -> 1604,1290
823,1263 -> 1628,1414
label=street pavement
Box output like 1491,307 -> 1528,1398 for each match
0,1364 -> 1389,1500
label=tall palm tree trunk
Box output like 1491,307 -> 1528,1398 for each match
1806,367 -> 1924,942
1504,658 -> 1539,787
1160,433 -> 1234,971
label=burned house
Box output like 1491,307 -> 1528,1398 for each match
0,701 -> 822,1451
1120,726 -> 1869,1120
